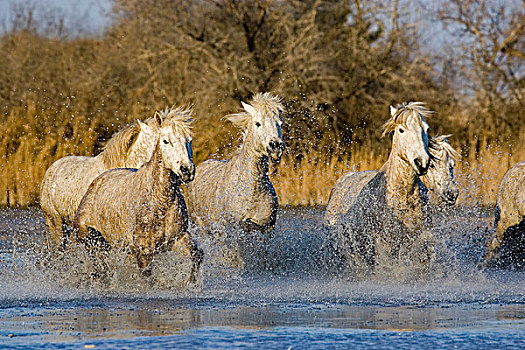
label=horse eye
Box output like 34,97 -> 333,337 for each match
429,164 -> 435,169
255,122 -> 261,127
399,128 -> 405,133
163,139 -> 169,145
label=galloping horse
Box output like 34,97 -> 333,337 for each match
185,92 -> 284,233
40,113 -> 166,252
325,134 -> 461,228
74,107 -> 202,282
324,102 -> 433,273
483,161 -> 525,268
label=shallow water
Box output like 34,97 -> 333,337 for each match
1,207 -> 524,349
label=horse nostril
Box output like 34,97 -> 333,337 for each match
270,140 -> 284,151
445,189 -> 458,203
414,157 -> 429,175
180,165 -> 195,181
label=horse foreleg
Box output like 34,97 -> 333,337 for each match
483,205 -> 508,266
42,211 -> 65,256
76,223 -> 111,282
172,232 -> 203,284
136,250 -> 154,277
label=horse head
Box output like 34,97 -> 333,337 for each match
227,92 -> 285,161
157,106 -> 195,183
384,102 -> 432,176
425,135 -> 461,205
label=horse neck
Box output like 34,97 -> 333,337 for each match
231,140 -> 269,182
381,151 -> 423,215
142,144 -> 179,194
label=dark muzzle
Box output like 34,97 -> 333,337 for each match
268,140 -> 285,160
180,164 -> 195,183
443,188 -> 459,205
414,157 -> 429,176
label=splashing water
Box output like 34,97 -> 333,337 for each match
0,206 -> 524,348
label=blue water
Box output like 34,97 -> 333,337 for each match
0,207 -> 524,349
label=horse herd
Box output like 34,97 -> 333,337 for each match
39,92 -> 524,284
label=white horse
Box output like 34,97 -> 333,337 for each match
185,92 -> 284,233
483,161 -> 525,268
324,102 -> 433,272
40,113 -> 166,252
74,107 -> 202,281
325,134 -> 461,228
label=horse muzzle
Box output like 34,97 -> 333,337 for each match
267,140 -> 285,161
179,164 -> 195,183
413,157 -> 429,176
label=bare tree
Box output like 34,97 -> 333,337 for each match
436,0 -> 524,137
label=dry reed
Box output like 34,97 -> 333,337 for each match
1,100 -> 523,208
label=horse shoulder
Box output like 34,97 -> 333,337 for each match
185,159 -> 227,218
192,159 -> 228,195
325,170 -> 378,226
498,162 -> 525,225
78,168 -> 138,244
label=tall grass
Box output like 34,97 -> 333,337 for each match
272,135 -> 525,207
2,101 -> 522,208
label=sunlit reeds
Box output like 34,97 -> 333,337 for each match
2,102 -> 521,208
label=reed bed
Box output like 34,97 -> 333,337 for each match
2,102 -> 522,208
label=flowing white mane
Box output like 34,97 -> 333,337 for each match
155,105 -> 193,138
225,92 -> 284,129
382,101 -> 433,136
429,135 -> 461,161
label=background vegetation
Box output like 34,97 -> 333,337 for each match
0,0 -> 523,207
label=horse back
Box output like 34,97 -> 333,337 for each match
324,170 -> 380,226
40,155 -> 104,223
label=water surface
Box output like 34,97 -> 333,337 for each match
0,207 -> 524,349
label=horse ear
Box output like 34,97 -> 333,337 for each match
389,105 -> 398,117
225,113 -> 251,129
137,120 -> 153,134
242,101 -> 256,116
126,126 -> 140,151
154,112 -> 163,126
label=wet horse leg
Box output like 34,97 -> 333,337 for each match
172,232 -> 203,284
77,224 -> 111,282
136,249 -> 154,277
42,211 -> 65,257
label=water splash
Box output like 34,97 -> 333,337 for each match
0,206 -> 524,306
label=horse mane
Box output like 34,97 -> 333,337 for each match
156,105 -> 193,138
429,135 -> 461,161
225,92 -> 284,129
250,92 -> 284,117
382,101 -> 433,137
100,106 -> 192,169
101,121 -> 142,168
